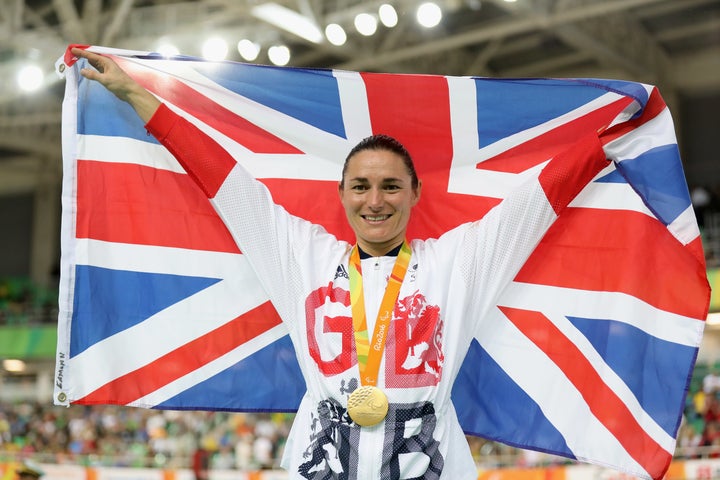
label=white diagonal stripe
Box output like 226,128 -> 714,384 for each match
74,238 -> 249,278
68,262 -> 271,396
78,135 -> 183,172
130,323 -> 291,408
543,309 -> 674,451
121,56 -> 362,180
447,76 -> 625,198
604,108 -> 677,163
478,308 -> 653,479
498,282 -> 705,347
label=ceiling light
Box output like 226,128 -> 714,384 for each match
238,39 -> 261,61
202,37 -> 229,61
3,359 -> 26,372
252,3 -> 323,44
17,65 -> 44,92
417,2 -> 442,28
325,24 -> 347,46
354,13 -> 378,36
268,45 -> 291,66
379,4 -> 399,27
156,43 -> 180,58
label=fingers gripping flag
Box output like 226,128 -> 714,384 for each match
56,46 -> 709,479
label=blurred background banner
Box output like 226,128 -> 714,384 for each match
707,268 -> 720,312
0,326 -> 55,359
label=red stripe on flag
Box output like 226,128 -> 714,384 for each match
113,56 -> 302,155
477,97 -> 633,174
361,72 -> 500,239
501,306 -> 672,480
76,301 -> 282,405
76,160 -> 240,253
516,207 -> 708,320
600,88 -> 666,144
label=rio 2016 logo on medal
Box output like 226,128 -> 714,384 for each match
347,385 -> 389,427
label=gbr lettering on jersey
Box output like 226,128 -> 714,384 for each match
306,261 -> 444,387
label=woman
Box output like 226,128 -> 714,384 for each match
70,47 -> 608,479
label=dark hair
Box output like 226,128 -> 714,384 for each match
340,134 -> 419,189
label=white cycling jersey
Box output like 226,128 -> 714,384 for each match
146,103 -> 608,479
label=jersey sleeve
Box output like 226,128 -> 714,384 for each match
455,134 -> 609,329
145,103 -> 340,322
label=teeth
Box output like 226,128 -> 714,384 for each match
365,215 -> 388,221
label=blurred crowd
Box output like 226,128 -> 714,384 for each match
0,403 -> 293,470
0,402 -> 548,471
0,383 -> 715,473
1,364 -> 719,469
678,366 -> 720,459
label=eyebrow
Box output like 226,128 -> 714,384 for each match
348,177 -> 405,184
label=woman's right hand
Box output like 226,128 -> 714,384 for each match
71,47 -> 161,123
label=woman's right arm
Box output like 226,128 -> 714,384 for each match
72,48 -> 337,321
71,48 -> 234,201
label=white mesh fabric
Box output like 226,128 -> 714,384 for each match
211,164 -> 340,323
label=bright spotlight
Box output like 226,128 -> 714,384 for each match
156,43 -> 180,57
3,359 -> 26,372
202,37 -> 229,61
268,45 -> 291,66
325,23 -> 347,46
379,4 -> 398,27
17,65 -> 44,92
238,39 -> 261,61
251,3 -> 324,44
417,2 -> 442,28
354,13 -> 378,36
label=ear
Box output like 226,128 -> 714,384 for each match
338,181 -> 344,199
411,179 -> 423,206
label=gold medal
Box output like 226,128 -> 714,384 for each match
347,385 -> 389,427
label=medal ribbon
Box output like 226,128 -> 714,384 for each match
349,241 -> 412,386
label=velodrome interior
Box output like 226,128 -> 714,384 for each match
0,0 -> 719,474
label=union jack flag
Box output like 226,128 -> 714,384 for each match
56,46 -> 709,479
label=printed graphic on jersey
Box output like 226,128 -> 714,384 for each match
335,264 -> 349,280
382,401 -> 443,479
305,284 -> 444,389
300,398 -> 358,479
306,284 -> 354,376
300,398 -> 443,479
386,291 -> 444,388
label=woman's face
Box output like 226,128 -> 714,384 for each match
339,148 -> 421,256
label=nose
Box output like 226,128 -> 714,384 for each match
367,187 -> 383,209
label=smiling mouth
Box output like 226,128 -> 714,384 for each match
363,214 -> 391,222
